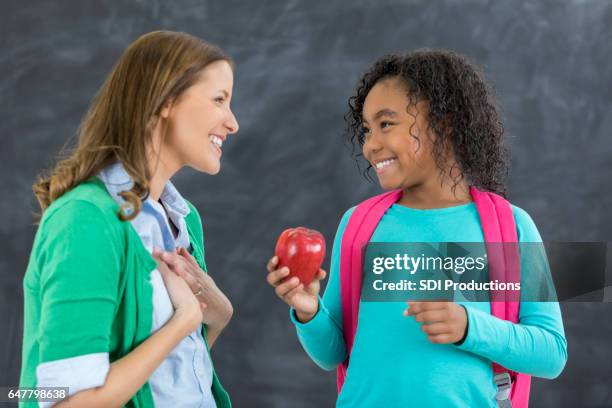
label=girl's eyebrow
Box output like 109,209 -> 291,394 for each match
364,108 -> 397,124
374,109 -> 397,120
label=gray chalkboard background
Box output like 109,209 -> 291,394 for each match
2,0 -> 611,407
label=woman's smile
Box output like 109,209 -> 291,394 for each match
209,134 -> 225,157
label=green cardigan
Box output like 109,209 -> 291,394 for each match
19,177 -> 231,407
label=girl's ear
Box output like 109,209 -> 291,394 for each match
439,114 -> 455,139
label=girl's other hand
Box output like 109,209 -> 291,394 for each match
404,301 -> 468,344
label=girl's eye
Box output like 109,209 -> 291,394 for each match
362,127 -> 371,136
380,121 -> 394,129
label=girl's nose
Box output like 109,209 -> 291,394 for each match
364,135 -> 383,156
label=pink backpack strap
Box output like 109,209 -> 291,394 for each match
337,189 -> 403,391
470,187 -> 531,407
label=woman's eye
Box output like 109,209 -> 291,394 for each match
214,97 -> 225,104
362,127 -> 371,136
380,121 -> 393,129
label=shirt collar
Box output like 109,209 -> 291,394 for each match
97,161 -> 191,218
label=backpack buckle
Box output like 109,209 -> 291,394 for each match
494,372 -> 513,407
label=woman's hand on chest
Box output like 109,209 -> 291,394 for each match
157,247 -> 234,330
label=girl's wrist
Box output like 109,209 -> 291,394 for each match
295,308 -> 317,323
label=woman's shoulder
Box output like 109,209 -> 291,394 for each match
39,178 -> 124,237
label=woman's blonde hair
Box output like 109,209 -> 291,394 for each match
33,30 -> 231,221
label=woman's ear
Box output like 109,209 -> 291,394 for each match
160,104 -> 171,119
159,98 -> 175,119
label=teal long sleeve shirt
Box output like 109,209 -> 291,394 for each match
290,202 -> 568,407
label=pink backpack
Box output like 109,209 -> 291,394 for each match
337,186 -> 531,407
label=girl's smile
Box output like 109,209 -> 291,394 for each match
373,157 -> 398,174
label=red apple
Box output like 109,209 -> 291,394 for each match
274,227 -> 326,286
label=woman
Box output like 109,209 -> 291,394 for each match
20,30 -> 238,407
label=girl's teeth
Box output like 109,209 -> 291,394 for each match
375,159 -> 396,169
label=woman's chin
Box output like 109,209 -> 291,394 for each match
190,160 -> 220,175
205,164 -> 221,175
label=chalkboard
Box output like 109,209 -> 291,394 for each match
1,0 -> 611,407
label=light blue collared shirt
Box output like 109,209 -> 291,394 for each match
98,162 -> 216,408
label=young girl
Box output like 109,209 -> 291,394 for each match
20,31 -> 238,407
266,50 -> 567,407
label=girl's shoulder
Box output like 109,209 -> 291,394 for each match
335,200 -> 542,243
510,204 -> 543,243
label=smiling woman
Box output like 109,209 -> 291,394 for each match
20,31 -> 238,408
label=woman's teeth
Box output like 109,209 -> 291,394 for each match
209,135 -> 223,149
375,158 -> 396,169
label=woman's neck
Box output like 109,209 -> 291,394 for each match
148,154 -> 179,202
147,124 -> 181,202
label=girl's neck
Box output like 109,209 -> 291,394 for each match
398,176 -> 471,210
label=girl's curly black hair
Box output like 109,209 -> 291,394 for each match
346,49 -> 508,196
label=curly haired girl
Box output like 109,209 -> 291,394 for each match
267,50 -> 567,407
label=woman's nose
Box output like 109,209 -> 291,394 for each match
225,109 -> 239,134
